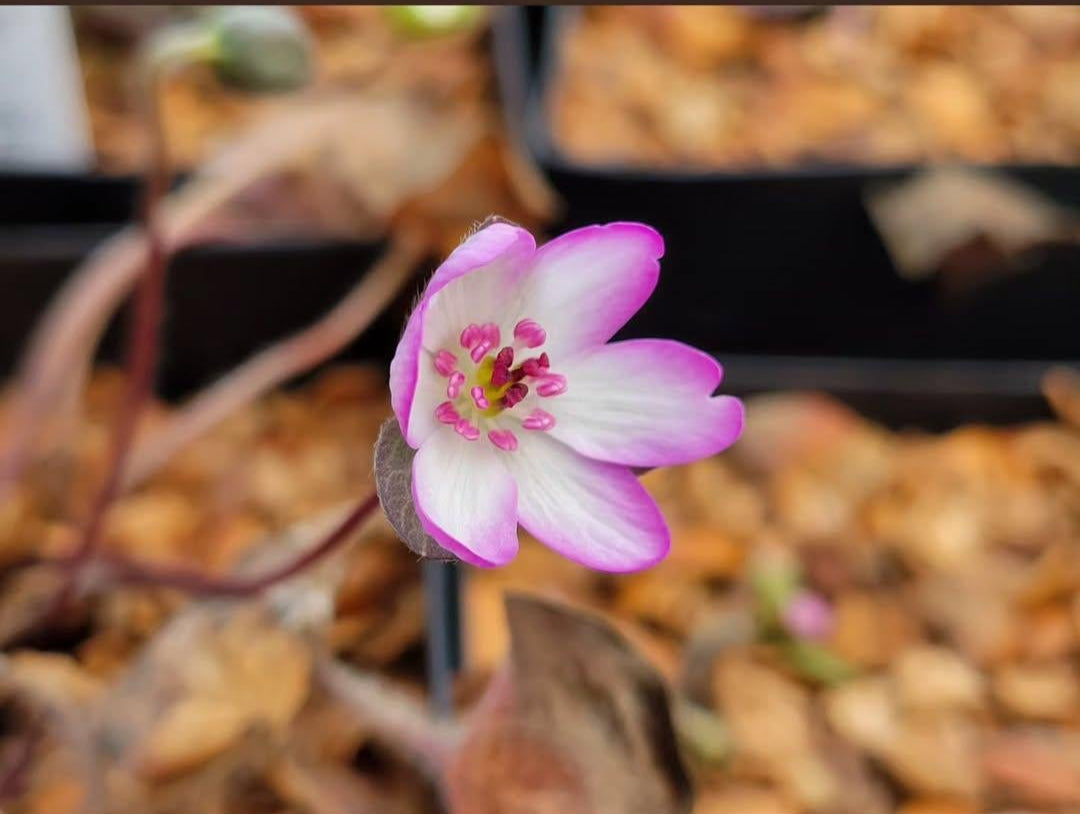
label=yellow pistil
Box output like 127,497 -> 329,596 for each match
475,356 -> 511,416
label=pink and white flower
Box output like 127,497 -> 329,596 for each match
389,222 -> 744,571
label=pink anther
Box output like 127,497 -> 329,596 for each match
434,350 -> 457,377
447,371 -> 465,399
514,319 -> 546,349
488,429 -> 519,451
454,418 -> 480,441
468,323 -> 502,364
459,323 -> 482,350
536,374 -> 567,398
434,401 -> 460,424
522,409 -> 555,431
470,386 -> 490,410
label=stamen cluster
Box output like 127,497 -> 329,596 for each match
431,318 -> 563,451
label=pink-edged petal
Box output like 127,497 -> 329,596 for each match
548,339 -> 745,467
421,226 -> 536,353
519,223 -> 663,358
504,431 -> 670,572
427,223 -> 533,293
388,308 -> 437,447
412,428 -> 519,568
389,223 -> 535,447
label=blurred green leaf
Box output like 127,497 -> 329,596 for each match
781,640 -> 857,686
209,6 -> 313,93
750,558 -> 801,630
675,701 -> 733,767
384,6 -> 485,38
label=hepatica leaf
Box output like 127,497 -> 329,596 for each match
504,594 -> 693,814
374,418 -> 457,561
444,594 -> 693,813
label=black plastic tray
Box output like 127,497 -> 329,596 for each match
719,354 -> 1055,430
0,217 -> 1059,430
0,188 -> 1068,430
0,170 -> 140,225
493,7 -> 1080,362
0,226 -> 404,399
0,9 -> 1071,430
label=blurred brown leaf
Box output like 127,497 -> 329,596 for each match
866,167 -> 1073,282
879,713 -> 982,801
1043,367 -> 1080,428
992,662 -> 1079,722
892,646 -> 985,714
982,730 -> 1080,808
100,605 -> 312,782
446,593 -> 693,814
824,677 -> 898,757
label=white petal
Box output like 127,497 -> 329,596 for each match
504,432 -> 669,572
412,428 -> 519,567
548,340 -> 744,467
421,232 -> 534,353
517,223 -> 663,358
392,224 -> 534,448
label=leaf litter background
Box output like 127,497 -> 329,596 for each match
1,366 -> 1077,813
0,5 -> 1077,814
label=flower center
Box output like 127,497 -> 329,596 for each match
430,318 -> 563,450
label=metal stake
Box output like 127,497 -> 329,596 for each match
422,560 -> 462,716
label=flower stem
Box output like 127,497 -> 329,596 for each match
7,50 -> 174,644
68,89 -> 169,566
0,37 -> 331,507
102,491 -> 380,597
122,230 -> 426,490
0,720 -> 41,801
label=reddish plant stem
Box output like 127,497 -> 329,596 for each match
0,93 -> 345,506
318,657 -> 459,779
122,230 -> 426,490
0,723 -> 41,802
69,124 -> 169,564
102,491 -> 380,597
23,69 -> 173,636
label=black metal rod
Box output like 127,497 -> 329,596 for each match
422,560 -> 462,716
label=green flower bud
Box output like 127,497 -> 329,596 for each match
749,556 -> 801,628
208,6 -> 313,93
384,5 -> 485,38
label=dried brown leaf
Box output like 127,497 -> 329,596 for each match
270,754 -> 438,814
1043,366 -> 1080,428
982,730 -> 1080,807
866,167 -> 1073,280
893,646 -> 985,713
992,662 -> 1079,722
881,714 -> 982,801
446,594 -> 693,814
100,605 -> 312,782
824,677 -> 899,755
3,652 -> 104,711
